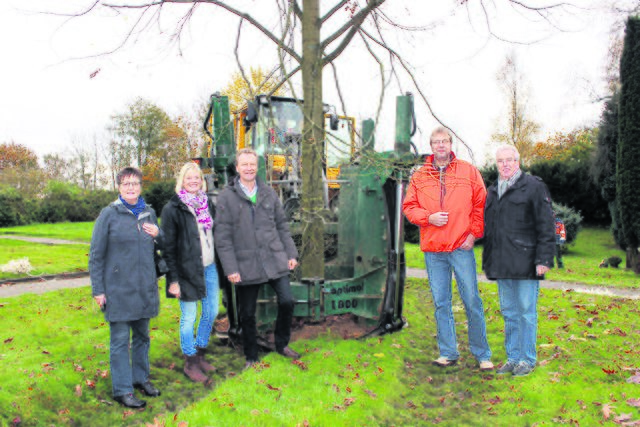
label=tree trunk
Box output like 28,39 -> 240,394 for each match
626,247 -> 639,272
300,0 -> 325,279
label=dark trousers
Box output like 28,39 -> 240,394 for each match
236,275 -> 294,361
109,318 -> 150,397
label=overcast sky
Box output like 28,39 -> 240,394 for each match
0,0 -> 624,165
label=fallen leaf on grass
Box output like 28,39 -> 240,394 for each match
4,337 -> 13,344
266,384 -> 280,391
373,353 -> 384,358
343,397 -> 356,407
613,413 -> 633,423
487,396 -> 502,405
364,389 -> 377,398
603,404 -> 614,420
292,359 -> 308,370
603,368 -> 618,375
627,373 -> 640,384
406,400 -> 417,409
74,385 -> 82,397
612,327 -> 628,337
627,398 -> 640,408
85,380 -> 96,389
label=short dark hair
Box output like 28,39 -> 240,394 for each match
116,167 -> 143,185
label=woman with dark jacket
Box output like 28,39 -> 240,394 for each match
161,162 -> 218,383
89,167 -> 162,408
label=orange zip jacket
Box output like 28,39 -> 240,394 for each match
403,152 -> 486,253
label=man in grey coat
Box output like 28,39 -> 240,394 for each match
214,148 -> 300,368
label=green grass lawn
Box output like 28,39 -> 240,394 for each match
0,222 -> 94,242
1,279 -> 639,426
406,227 -> 640,289
0,222 -> 92,280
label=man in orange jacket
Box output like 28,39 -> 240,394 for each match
403,126 -> 493,371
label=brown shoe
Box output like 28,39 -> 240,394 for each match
196,348 -> 217,373
184,354 -> 208,383
277,346 -> 300,359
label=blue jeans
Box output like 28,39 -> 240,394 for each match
179,263 -> 219,356
109,318 -> 150,397
497,279 -> 539,365
424,249 -> 491,361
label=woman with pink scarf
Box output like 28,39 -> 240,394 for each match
161,162 -> 218,384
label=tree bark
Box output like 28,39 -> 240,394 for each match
300,0 -> 325,279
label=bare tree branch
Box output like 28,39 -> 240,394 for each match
321,0 -> 386,64
291,0 -> 303,20
106,0 -> 303,63
359,27 -> 475,161
321,0 -> 349,24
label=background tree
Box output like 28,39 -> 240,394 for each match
0,142 -> 45,196
617,16 -> 640,272
42,153 -> 72,183
109,98 -> 172,170
592,91 -> 627,252
0,141 -> 39,169
144,118 -> 194,181
531,128 -> 595,162
222,66 -> 288,113
492,52 -> 541,165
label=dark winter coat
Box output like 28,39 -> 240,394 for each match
214,177 -> 298,285
482,173 -> 556,280
89,200 -> 161,322
160,194 -> 215,302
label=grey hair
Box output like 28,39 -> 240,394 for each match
495,144 -> 520,161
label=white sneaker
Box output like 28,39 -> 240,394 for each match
479,360 -> 494,371
432,356 -> 457,367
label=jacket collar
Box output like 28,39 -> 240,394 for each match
425,151 -> 458,171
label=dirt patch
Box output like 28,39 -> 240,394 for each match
214,314 -> 376,347
290,314 -> 375,341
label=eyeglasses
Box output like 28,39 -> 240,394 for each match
497,158 -> 517,165
120,181 -> 141,188
432,139 -> 451,145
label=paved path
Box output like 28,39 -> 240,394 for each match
0,235 -> 88,245
1,268 -> 638,299
407,268 -> 640,300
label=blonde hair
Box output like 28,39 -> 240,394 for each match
175,162 -> 207,193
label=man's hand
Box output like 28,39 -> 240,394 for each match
536,265 -> 550,276
227,273 -> 241,284
459,234 -> 476,251
429,212 -> 449,227
168,282 -> 181,298
288,259 -> 298,270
